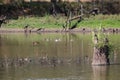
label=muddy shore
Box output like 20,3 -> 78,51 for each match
0,28 -> 120,33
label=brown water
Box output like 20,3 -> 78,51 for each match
0,33 -> 120,80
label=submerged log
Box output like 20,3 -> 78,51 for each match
92,34 -> 110,65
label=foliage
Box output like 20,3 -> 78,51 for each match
92,26 -> 114,54
0,1 -> 120,18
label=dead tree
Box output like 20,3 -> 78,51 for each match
62,15 -> 83,31
61,3 -> 85,31
69,16 -> 83,30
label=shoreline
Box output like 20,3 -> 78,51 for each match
0,28 -> 120,33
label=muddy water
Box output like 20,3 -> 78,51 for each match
0,33 -> 120,80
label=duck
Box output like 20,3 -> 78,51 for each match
33,41 -> 40,46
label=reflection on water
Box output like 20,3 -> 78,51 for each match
0,33 -> 120,80
0,33 -> 92,66
92,66 -> 109,80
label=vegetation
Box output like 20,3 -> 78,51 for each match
93,29 -> 113,51
0,1 -> 120,29
2,14 -> 120,28
78,14 -> 120,28
0,1 -> 120,17
92,27 -> 112,65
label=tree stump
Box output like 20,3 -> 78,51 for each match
92,34 -> 110,65
92,46 -> 110,65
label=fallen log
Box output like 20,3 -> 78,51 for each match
62,15 -> 83,30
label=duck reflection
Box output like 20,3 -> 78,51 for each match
92,66 -> 109,80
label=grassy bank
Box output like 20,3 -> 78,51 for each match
79,14 -> 120,28
3,14 -> 120,29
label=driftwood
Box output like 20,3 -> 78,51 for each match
69,17 -> 83,29
68,15 -> 82,21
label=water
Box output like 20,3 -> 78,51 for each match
0,33 -> 120,80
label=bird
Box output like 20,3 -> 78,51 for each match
33,41 -> 40,46
104,37 -> 109,44
92,32 -> 99,44
24,24 -> 29,29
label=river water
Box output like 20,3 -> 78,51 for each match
0,33 -> 120,80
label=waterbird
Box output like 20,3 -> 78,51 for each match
55,38 -> 61,42
33,41 -> 40,46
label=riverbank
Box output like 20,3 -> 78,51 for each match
2,14 -> 120,29
0,27 -> 120,33
1,14 -> 120,33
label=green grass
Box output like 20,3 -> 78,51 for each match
4,15 -> 66,28
3,14 -> 120,29
78,14 -> 120,28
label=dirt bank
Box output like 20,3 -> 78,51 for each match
0,28 -> 120,33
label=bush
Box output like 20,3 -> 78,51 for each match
0,1 -> 119,18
